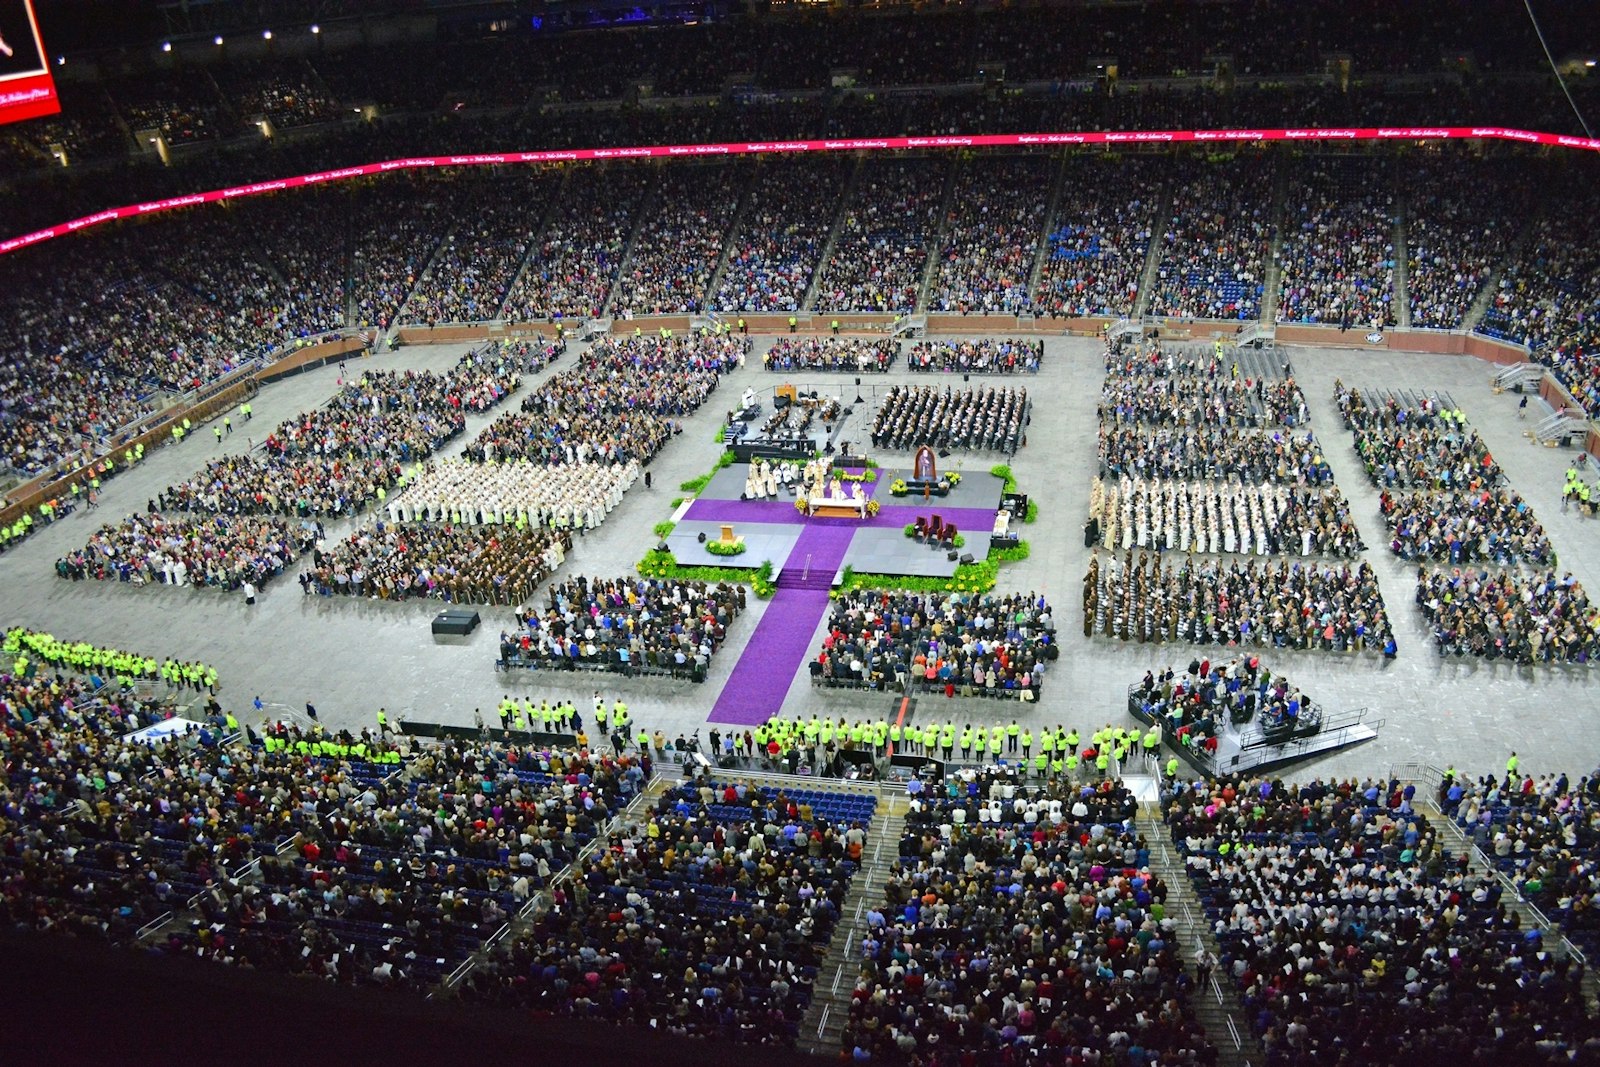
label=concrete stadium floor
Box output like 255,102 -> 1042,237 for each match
4,334 -> 1597,786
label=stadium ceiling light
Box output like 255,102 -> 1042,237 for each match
55,55 -> 65,65
311,24 -> 320,34
1588,60 -> 1597,67
263,30 -> 273,40
162,41 -> 172,52
215,36 -> 224,45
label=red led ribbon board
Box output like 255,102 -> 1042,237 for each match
4,125 -> 1600,257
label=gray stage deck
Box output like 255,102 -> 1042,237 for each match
665,521 -> 800,569
841,527 -> 961,578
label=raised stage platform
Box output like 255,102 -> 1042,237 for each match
681,458 -> 1004,582
1128,683 -> 1381,778
665,521 -> 801,569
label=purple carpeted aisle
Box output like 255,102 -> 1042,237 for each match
708,524 -> 856,726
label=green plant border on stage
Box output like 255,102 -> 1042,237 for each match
679,449 -> 738,494
652,521 -> 677,539
829,540 -> 1030,598
990,463 -> 1017,494
1025,500 -> 1039,523
636,549 -> 775,598
705,540 -> 747,556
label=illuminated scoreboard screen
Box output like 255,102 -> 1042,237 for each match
0,0 -> 58,125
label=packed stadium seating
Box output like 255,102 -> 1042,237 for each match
9,4 -> 1600,1061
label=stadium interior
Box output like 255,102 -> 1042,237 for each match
4,1 -> 1600,1063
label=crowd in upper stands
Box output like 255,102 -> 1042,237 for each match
814,159 -> 946,315
0,105 -> 1592,482
1148,160 -> 1272,321
1406,160 -> 1534,329
609,167 -> 745,317
500,167 -> 654,323
714,159 -> 851,314
400,173 -> 558,326
216,58 -> 342,130
818,590 -> 1056,698
1276,158 -> 1396,328
925,157 -> 1050,315
1034,158 -> 1158,320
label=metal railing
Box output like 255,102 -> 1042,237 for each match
1430,799 -> 1588,967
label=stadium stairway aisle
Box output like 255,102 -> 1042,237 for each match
1138,803 -> 1257,1067
1421,794 -> 1600,1013
798,792 -> 908,1057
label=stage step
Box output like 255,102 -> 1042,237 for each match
777,571 -> 835,592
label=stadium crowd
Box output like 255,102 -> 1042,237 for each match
906,338 -> 1042,375
1406,160 -> 1531,329
1275,159 -> 1396,328
1089,476 -> 1362,558
925,157 -> 1050,315
464,777 -> 867,1044
463,334 -> 742,467
610,167 -> 744,317
500,167 -> 654,322
56,513 -> 308,592
388,458 -> 638,532
503,575 -> 745,677
1335,384 -> 1502,490
1100,355 -> 1308,429
1379,487 -> 1555,568
1148,161 -> 1272,321
1168,772 -> 1595,1065
400,174 -> 558,325
1034,159 -> 1159,319
846,772 -> 1213,1064
817,590 -> 1057,699
1085,550 -> 1394,653
870,384 -> 1030,454
813,159 -> 946,315
1445,764 -> 1600,966
158,367 -> 480,518
299,522 -> 569,605
1097,427 -> 1334,485
763,337 -> 897,373
1417,565 -> 1599,664
713,159 -> 851,314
